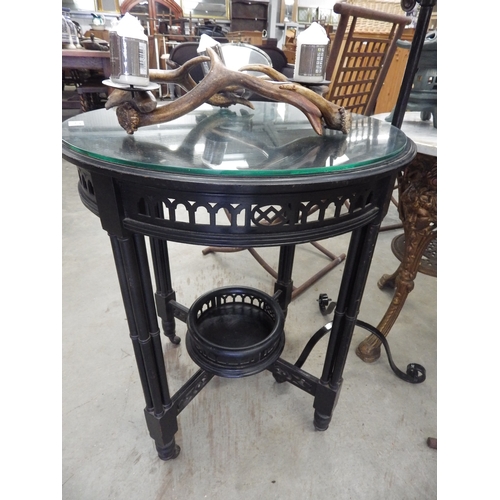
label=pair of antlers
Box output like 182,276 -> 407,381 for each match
105,46 -> 351,136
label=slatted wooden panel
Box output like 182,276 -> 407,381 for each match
328,34 -> 394,114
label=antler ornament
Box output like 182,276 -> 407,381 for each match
105,46 -> 351,136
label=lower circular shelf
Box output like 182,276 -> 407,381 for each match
186,286 -> 285,378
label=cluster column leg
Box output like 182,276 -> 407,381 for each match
314,222 -> 383,430
273,244 -> 296,315
109,233 -> 180,460
149,236 -> 181,344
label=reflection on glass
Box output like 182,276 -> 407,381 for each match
202,131 -> 229,167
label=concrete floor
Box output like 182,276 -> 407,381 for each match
62,97 -> 437,499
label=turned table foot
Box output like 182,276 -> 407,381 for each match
356,153 -> 437,363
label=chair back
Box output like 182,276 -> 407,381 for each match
324,2 -> 411,116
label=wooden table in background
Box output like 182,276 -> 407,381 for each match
62,49 -> 111,78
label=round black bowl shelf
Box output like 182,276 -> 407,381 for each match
186,287 -> 285,378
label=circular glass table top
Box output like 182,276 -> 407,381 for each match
62,101 -> 409,177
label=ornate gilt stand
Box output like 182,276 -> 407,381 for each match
356,152 -> 437,362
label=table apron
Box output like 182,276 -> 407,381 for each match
121,208 -> 381,247
76,166 -> 399,245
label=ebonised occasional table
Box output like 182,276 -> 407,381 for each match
62,102 -> 416,461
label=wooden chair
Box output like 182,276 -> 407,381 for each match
324,2 -> 411,230
203,2 -> 411,301
324,2 -> 411,115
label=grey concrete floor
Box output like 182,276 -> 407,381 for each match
62,98 -> 437,499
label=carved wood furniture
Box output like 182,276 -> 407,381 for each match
62,102 -> 416,460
